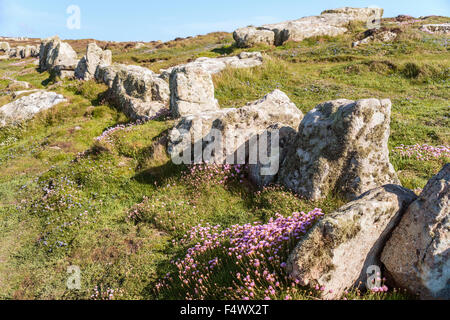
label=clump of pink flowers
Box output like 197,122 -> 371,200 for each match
90,286 -> 124,300
393,144 -> 450,161
183,163 -> 248,187
155,208 -> 324,300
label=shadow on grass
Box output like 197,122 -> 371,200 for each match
133,161 -> 187,186
212,44 -> 237,55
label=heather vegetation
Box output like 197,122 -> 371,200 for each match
0,15 -> 448,300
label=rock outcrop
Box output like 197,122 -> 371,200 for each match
287,185 -> 417,300
167,52 -> 263,117
39,36 -> 78,78
0,91 -> 67,127
420,23 -> 450,34
168,90 -> 303,169
75,43 -> 112,81
160,52 -> 263,80
169,65 -> 219,118
232,27 -> 276,48
279,98 -> 399,201
25,45 -> 39,58
233,7 -> 384,47
352,28 -> 398,47
108,64 -> 170,120
9,45 -> 39,59
95,64 -> 122,87
381,164 -> 449,300
248,125 -> 298,188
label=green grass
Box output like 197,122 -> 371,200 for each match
0,17 -> 449,300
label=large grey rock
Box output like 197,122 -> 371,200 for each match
233,27 -> 275,48
167,52 -> 263,118
381,164 -> 450,300
109,64 -> 170,120
9,46 -> 24,58
279,98 -> 399,201
320,7 -> 384,21
288,185 -> 417,300
168,90 -> 303,169
75,43 -> 112,80
169,65 -> 219,118
0,91 -> 67,127
39,36 -> 78,78
0,42 -> 10,53
261,17 -> 348,46
39,36 -> 59,70
160,52 -> 263,80
234,7 -> 384,47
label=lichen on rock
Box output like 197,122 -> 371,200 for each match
381,164 -> 450,300
279,98 -> 400,201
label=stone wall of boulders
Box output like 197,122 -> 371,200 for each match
233,7 -> 384,47
75,43 -> 112,81
286,164 -> 449,300
94,50 -> 263,120
39,36 -> 79,78
0,41 -> 39,59
420,23 -> 450,34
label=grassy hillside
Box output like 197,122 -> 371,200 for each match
0,17 -> 448,300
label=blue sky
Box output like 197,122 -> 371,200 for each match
0,0 -> 449,42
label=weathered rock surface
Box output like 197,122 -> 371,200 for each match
420,23 -> 450,34
160,52 -> 263,80
381,164 -> 450,300
95,64 -> 123,87
169,65 -> 219,118
279,98 -> 399,201
0,91 -> 67,127
288,185 -> 417,300
168,90 -> 303,168
75,43 -> 112,80
108,64 -> 170,120
9,45 -> 39,59
0,42 -> 10,53
234,7 -> 384,47
167,52 -> 263,117
39,36 -> 78,78
248,125 -> 298,188
233,27 -> 275,48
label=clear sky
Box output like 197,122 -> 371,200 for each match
1,0 -> 449,42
